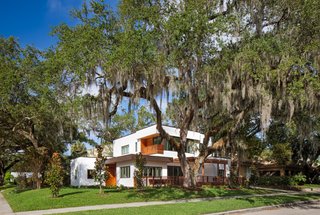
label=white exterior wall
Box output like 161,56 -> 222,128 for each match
70,157 -> 98,187
116,160 -> 168,187
116,160 -> 135,187
113,125 -> 206,158
113,134 -> 139,157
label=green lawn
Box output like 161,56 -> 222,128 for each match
299,184 -> 320,189
3,186 -> 273,212
55,194 -> 320,215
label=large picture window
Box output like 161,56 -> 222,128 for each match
143,167 -> 162,177
120,166 -> 130,178
121,145 -> 129,155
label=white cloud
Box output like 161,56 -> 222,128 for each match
47,0 -> 63,12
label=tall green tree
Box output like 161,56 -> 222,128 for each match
0,37 -> 79,186
51,0 -> 320,187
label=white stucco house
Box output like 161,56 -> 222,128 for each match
70,125 -> 231,187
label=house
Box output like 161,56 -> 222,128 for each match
70,157 -> 98,187
71,125 -> 231,187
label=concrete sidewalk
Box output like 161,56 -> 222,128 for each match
0,192 -> 14,215
13,191 -> 309,215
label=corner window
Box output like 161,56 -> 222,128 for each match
121,145 -> 129,155
120,166 -> 130,178
87,169 -> 95,179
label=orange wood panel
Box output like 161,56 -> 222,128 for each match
105,164 -> 116,186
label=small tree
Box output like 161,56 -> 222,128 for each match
45,153 -> 64,198
134,153 -> 146,189
93,145 -> 108,194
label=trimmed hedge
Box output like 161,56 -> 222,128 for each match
252,173 -> 306,187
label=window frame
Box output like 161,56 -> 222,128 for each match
87,169 -> 95,179
121,145 -> 129,155
143,166 -> 162,177
120,166 -> 130,178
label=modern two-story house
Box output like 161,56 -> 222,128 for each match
71,125 -> 231,187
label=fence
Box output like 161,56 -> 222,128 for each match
141,176 -> 245,187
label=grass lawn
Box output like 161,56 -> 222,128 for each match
55,194 -> 320,215
299,184 -> 320,189
3,186 -> 274,212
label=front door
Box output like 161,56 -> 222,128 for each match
106,164 -> 116,186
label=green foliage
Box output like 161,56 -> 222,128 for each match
45,153 -> 64,198
70,141 -> 87,159
134,153 -> 146,189
290,173 -> 307,186
253,173 -> 307,187
4,172 -> 13,185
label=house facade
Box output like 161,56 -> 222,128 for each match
71,125 -> 231,187
107,125 -> 230,187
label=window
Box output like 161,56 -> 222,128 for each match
167,166 -> 183,177
186,140 -> 199,153
153,136 -> 162,145
74,168 -> 78,180
87,169 -> 95,179
218,164 -> 225,177
165,140 -> 173,151
120,166 -> 130,178
143,167 -> 162,177
135,142 -> 137,152
218,170 -> 225,177
121,145 -> 129,155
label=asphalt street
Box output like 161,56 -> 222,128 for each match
237,202 -> 320,215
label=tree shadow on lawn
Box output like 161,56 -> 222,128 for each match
59,191 -> 87,197
125,187 -> 207,201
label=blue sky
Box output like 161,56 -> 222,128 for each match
0,0 -> 118,50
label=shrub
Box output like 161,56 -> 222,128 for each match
4,172 -> 13,185
254,176 -> 290,186
289,173 -> 306,186
15,175 -> 28,190
253,173 -> 307,187
45,153 -> 64,198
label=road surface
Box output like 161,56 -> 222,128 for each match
238,202 -> 320,215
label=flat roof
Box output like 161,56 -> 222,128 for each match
105,154 -> 173,164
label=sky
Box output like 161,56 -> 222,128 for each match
0,0 -> 118,50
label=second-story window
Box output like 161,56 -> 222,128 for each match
153,136 -> 161,145
121,145 -> 129,155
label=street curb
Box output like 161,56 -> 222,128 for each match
205,199 -> 320,215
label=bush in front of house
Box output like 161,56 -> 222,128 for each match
289,173 -> 306,186
252,173 -> 306,187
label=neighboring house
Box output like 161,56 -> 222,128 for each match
70,157 -> 98,187
70,125 -> 231,187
